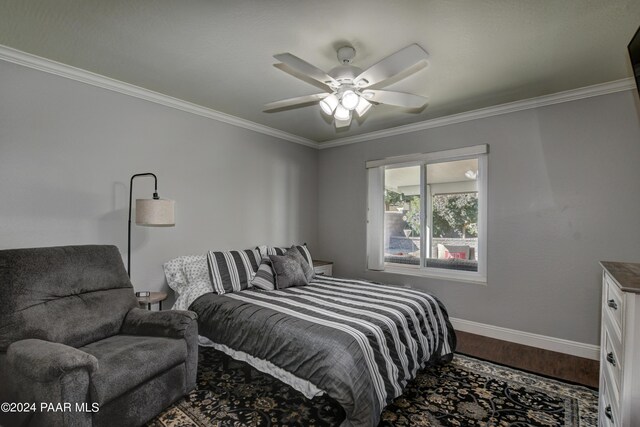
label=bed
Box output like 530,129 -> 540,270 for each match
186,274 -> 456,427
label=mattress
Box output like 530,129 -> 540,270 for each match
189,276 -> 456,427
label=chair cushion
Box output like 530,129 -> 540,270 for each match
80,334 -> 187,405
0,245 -> 137,351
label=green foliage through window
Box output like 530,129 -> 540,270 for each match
384,190 -> 405,210
405,197 -> 421,237
432,193 -> 478,238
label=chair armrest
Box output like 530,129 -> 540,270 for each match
7,339 -> 98,382
5,340 -> 96,427
122,307 -> 197,338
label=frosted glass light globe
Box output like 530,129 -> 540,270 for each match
319,94 -> 339,115
355,97 -> 372,117
334,104 -> 351,120
340,90 -> 360,110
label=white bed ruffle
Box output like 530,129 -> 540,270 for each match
197,335 -> 325,400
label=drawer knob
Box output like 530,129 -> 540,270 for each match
605,404 -> 613,421
606,352 -> 617,367
607,299 -> 618,310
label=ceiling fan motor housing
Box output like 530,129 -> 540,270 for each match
328,65 -> 363,86
337,45 -> 356,64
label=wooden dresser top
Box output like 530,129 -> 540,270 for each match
601,261 -> 640,293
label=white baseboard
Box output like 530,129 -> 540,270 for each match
450,317 -> 600,361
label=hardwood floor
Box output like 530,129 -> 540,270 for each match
455,330 -> 599,388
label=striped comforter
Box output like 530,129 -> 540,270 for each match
190,276 -> 456,427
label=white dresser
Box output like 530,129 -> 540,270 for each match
599,262 -> 640,427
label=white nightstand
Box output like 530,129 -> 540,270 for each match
313,260 -> 333,277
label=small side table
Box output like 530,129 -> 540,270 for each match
137,291 -> 168,311
313,260 -> 333,277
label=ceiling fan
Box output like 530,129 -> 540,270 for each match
264,44 -> 430,128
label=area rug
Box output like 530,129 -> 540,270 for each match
148,347 -> 598,427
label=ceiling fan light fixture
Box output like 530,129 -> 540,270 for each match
266,44 -> 431,128
335,114 -> 352,128
334,104 -> 351,121
340,90 -> 360,110
319,93 -> 339,115
355,97 -> 372,117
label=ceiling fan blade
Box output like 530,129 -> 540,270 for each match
274,53 -> 339,87
273,63 -> 332,91
263,93 -> 328,112
362,90 -> 428,109
354,44 -> 429,88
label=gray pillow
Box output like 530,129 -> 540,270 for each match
288,245 -> 315,282
269,249 -> 311,289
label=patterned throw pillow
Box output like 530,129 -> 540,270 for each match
268,249 -> 310,290
163,255 -> 206,296
250,259 -> 276,291
207,249 -> 261,294
184,256 -> 210,283
262,244 -> 313,267
173,279 -> 213,311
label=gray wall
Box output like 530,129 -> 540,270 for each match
317,90 -> 640,345
0,60 -> 318,304
3,55 -> 640,346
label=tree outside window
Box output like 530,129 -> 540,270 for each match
432,192 -> 478,238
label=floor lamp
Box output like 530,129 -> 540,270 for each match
128,173 -> 175,277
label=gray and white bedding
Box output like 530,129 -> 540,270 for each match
189,275 -> 456,427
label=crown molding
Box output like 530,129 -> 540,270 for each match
0,44 -> 319,149
319,78 -> 636,149
1,44 -> 634,151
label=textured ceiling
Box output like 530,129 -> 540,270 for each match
0,0 -> 638,143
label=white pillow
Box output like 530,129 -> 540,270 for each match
184,256 -> 210,285
164,255 -> 215,311
163,255 -> 206,297
257,244 -> 268,259
173,280 -> 213,311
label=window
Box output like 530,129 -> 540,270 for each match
366,145 -> 488,283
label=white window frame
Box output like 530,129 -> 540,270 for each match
366,144 -> 488,284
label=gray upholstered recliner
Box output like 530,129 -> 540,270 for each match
0,245 -> 198,427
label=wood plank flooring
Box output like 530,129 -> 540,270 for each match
455,330 -> 599,388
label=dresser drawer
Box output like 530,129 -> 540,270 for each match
600,262 -> 640,427
604,273 -> 624,337
602,323 -> 623,398
599,373 -> 618,427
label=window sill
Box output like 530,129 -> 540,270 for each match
373,265 -> 487,285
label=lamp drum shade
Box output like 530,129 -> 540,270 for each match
135,199 -> 175,226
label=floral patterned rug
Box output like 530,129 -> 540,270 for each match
148,347 -> 598,427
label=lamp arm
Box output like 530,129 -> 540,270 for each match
128,173 -> 158,278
